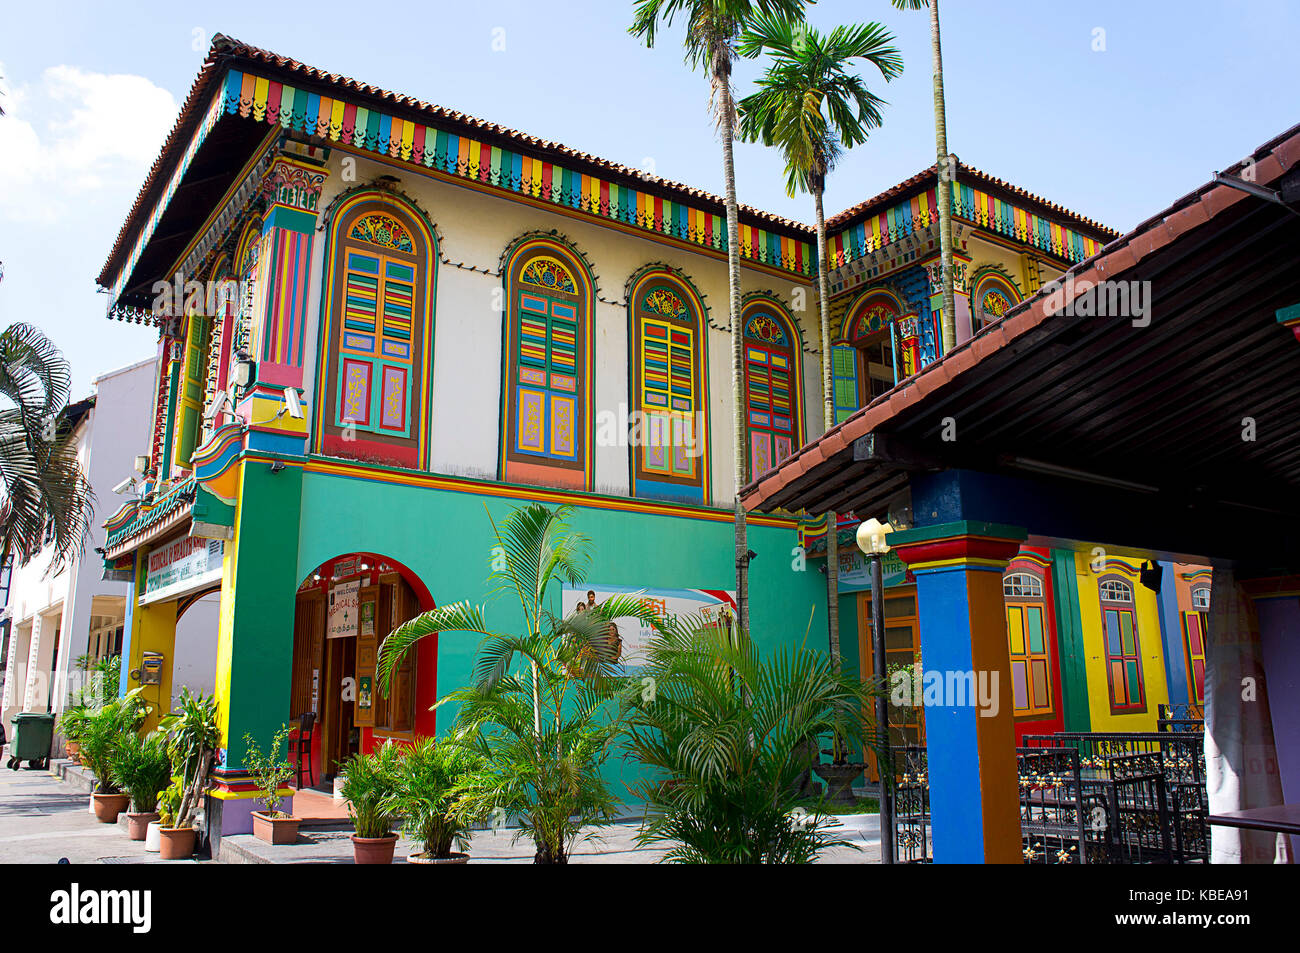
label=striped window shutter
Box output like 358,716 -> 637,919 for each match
337,249 -> 417,437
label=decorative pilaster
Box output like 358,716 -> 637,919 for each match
890,520 -> 1028,863
924,253 -> 973,350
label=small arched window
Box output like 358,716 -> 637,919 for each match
1191,587 -> 1210,610
317,193 -> 437,469
501,239 -> 592,490
742,298 -> 803,478
629,271 -> 708,503
830,291 -> 916,422
1003,572 -> 1044,598
973,275 -> 1020,330
1099,575 -> 1145,713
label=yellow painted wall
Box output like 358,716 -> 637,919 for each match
126,550 -> 179,732
1071,552 -> 1170,732
212,463 -> 244,750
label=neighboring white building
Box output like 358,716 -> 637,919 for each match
0,359 -> 220,741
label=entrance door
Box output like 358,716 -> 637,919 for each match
857,587 -> 924,781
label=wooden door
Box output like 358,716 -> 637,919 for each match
290,592 -> 324,720
857,587 -> 924,782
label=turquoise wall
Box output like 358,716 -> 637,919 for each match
292,466 -> 825,802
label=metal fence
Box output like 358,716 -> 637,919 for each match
885,730 -> 1208,864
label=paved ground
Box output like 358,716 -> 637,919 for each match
1,760 -> 879,864
0,762 -> 199,865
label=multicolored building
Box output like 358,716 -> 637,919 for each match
95,35 -> 1212,849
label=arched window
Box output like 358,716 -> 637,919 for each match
742,298 -> 803,478
316,193 -> 437,469
1003,569 -> 1052,717
1099,575 -> 1145,713
501,239 -> 592,490
972,274 -> 1020,330
1191,587 -> 1210,610
629,271 -> 708,503
830,291 -> 916,423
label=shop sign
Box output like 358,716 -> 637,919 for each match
561,584 -> 736,671
835,549 -> 908,592
141,537 -> 224,605
327,580 -> 360,639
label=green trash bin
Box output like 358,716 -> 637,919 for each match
6,712 -> 55,770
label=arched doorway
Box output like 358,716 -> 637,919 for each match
289,553 -> 434,787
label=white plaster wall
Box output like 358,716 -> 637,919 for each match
307,151 -> 818,505
171,593 -> 219,701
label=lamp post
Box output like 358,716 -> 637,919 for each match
856,517 -> 895,865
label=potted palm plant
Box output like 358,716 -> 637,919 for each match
244,725 -> 299,845
156,688 -> 220,858
109,730 -> 172,840
339,742 -> 403,864
57,704 -> 91,764
382,737 -> 484,864
626,622 -> 881,862
378,503 -> 669,863
78,691 -> 146,823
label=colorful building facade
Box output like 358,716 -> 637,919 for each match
94,36 -> 1166,847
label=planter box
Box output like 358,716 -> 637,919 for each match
252,811 -> 300,845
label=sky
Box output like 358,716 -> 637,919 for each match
1,0 -> 1297,397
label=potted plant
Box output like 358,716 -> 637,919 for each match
244,725 -> 299,845
339,741 -> 403,864
57,704 -> 91,764
156,779 -> 195,859
110,730 -> 172,840
78,691 -> 146,823
382,737 -> 484,864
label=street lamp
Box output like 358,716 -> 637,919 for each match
856,517 -> 895,865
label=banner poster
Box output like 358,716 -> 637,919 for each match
561,584 -> 737,671
327,580 -> 361,639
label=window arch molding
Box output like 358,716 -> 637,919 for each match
741,294 -> 804,480
830,289 -> 915,421
499,234 -> 596,491
971,271 -> 1021,330
626,266 -> 711,504
313,187 -> 439,469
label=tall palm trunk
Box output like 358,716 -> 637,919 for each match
717,51 -> 749,633
814,183 -> 840,671
929,0 -> 956,356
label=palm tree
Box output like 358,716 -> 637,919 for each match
892,0 -> 956,355
377,502 -> 670,863
737,15 -> 901,679
0,323 -> 94,571
629,0 -> 811,634
626,621 -> 880,862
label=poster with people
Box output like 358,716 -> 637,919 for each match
561,584 -> 737,672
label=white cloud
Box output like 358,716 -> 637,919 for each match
0,62 -> 177,224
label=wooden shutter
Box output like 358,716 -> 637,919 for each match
831,344 -> 859,423
353,584 -> 380,728
290,592 -> 324,718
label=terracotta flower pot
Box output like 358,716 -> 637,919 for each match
407,851 -> 469,864
158,826 -> 197,860
351,834 -> 398,864
92,792 -> 131,823
126,811 -> 160,841
252,811 -> 300,845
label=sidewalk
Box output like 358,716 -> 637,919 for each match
0,760 -> 200,864
1,760 -> 880,864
